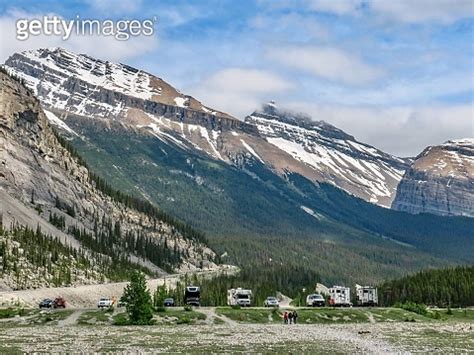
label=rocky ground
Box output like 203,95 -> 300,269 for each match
0,307 -> 472,353
0,319 -> 472,353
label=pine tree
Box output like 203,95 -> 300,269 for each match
120,271 -> 154,325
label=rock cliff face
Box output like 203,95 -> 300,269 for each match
392,139 -> 474,217
0,70 -> 218,290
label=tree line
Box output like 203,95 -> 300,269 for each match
165,263 -> 321,306
378,265 -> 474,307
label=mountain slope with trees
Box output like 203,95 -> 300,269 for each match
0,69 -> 218,290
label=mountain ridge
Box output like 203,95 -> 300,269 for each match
5,47 -> 411,207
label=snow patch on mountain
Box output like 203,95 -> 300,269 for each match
300,206 -> 324,220
240,139 -> 264,163
43,110 -> 79,137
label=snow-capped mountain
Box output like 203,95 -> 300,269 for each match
4,47 -> 233,120
392,138 -> 474,217
245,103 -> 410,207
4,48 -> 410,207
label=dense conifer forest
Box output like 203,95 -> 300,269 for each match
378,266 -> 474,307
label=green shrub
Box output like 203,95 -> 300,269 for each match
231,305 -> 241,310
177,316 -> 191,324
431,311 -> 441,320
396,302 -> 428,316
155,306 -> 166,313
113,312 -> 130,326
184,305 -> 193,312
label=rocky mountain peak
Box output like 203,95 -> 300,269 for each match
249,101 -> 354,141
244,101 -> 409,207
3,47 -> 246,129
392,138 -> 474,217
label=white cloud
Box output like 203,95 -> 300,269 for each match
0,9 -> 158,63
285,102 -> 474,156
266,45 -> 383,85
369,0 -> 474,24
85,0 -> 143,16
189,68 -> 293,118
306,0 -> 363,15
276,0 -> 473,24
306,70 -> 474,106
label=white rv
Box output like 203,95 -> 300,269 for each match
329,286 -> 351,307
355,284 -> 378,306
227,288 -> 252,307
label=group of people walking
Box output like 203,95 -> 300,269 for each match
283,311 -> 298,324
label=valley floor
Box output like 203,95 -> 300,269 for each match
0,307 -> 472,353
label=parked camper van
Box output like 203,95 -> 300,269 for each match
355,284 -> 378,306
227,288 -> 252,307
329,286 -> 351,307
185,286 -> 200,306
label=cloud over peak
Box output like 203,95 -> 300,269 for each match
267,45 -> 384,85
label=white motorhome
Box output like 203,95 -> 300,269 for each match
227,288 -> 252,307
329,286 -> 351,307
355,284 -> 378,306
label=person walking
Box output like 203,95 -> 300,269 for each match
288,311 -> 293,324
293,310 -> 298,324
283,311 -> 288,324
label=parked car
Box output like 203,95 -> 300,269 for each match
39,298 -> 54,309
97,298 -> 113,309
264,297 -> 279,307
53,297 -> 66,308
306,294 -> 325,307
164,298 -> 175,307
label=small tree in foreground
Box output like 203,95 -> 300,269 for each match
154,282 -> 168,312
121,271 -> 154,325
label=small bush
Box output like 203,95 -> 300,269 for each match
177,316 -> 191,324
431,311 -> 441,320
155,306 -> 166,313
231,305 -> 241,310
447,308 -> 453,315
184,305 -> 193,312
396,302 -> 428,316
113,313 -> 130,326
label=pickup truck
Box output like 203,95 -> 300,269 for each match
306,294 -> 325,307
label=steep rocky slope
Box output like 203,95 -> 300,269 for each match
4,48 -> 409,206
0,70 -> 218,290
392,139 -> 474,217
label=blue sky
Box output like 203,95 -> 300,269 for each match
0,0 -> 472,156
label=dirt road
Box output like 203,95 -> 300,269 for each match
0,266 -> 238,308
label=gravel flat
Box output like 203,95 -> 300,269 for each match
1,321 -> 472,353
